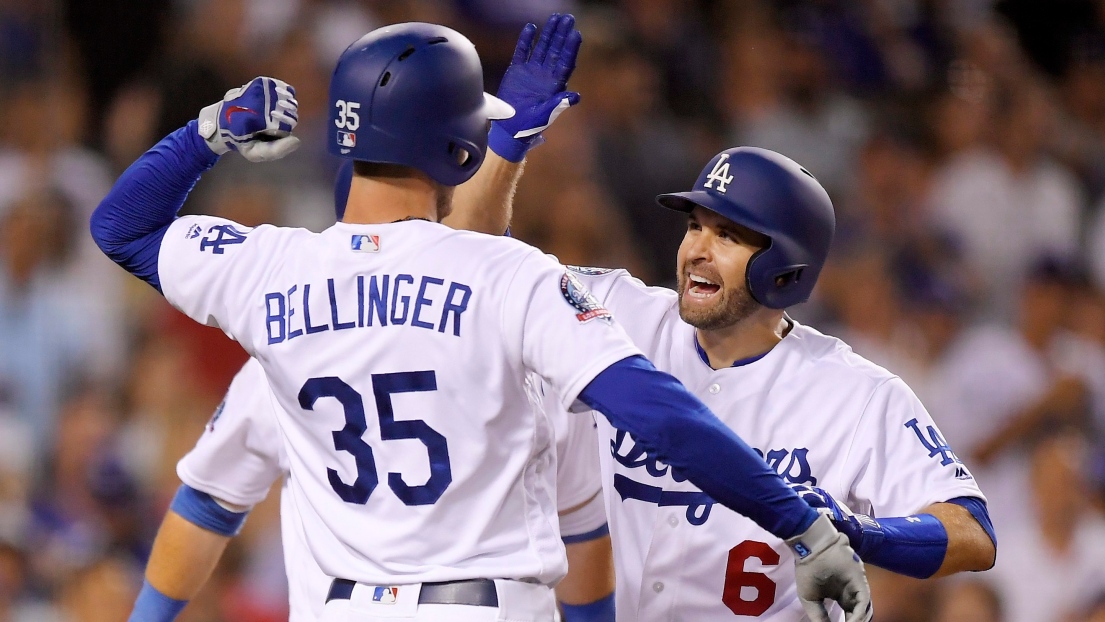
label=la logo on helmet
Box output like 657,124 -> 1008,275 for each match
704,153 -> 735,193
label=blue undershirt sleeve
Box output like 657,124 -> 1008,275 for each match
578,355 -> 819,540
560,593 -> 615,622
129,581 -> 188,622
90,120 -> 220,292
169,484 -> 249,537
948,496 -> 997,555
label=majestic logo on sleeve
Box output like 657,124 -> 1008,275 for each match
560,272 -> 612,323
206,398 -> 227,432
609,429 -> 817,525
905,418 -> 973,480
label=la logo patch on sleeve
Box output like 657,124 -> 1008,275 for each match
560,272 -> 612,323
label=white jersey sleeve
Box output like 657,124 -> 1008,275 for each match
840,377 -> 986,518
158,215 -> 299,348
176,358 -> 288,507
504,255 -> 643,412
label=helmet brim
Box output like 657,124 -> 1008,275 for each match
483,93 -> 515,120
656,190 -> 723,215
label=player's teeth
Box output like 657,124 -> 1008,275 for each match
689,275 -> 713,285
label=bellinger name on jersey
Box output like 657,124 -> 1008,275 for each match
263,273 -> 473,344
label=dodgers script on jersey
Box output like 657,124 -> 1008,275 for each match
178,359 -> 609,621
158,216 -> 641,587
565,267 -> 985,622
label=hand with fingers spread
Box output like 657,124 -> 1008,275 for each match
197,76 -> 301,162
488,13 -> 583,162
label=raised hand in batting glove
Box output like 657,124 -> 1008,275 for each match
198,77 -> 300,162
488,13 -> 582,162
786,514 -> 873,622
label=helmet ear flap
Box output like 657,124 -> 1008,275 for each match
745,241 -> 813,309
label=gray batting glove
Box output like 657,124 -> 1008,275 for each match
197,76 -> 300,162
786,514 -> 873,622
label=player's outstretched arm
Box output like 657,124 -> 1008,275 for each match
90,77 -> 298,290
445,14 -> 582,235
130,485 -> 249,621
792,486 -> 996,579
578,356 -> 873,622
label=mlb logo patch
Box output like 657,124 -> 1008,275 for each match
372,586 -> 399,604
337,131 -> 356,149
351,234 -> 381,252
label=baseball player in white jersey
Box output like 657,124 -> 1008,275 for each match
166,358 -> 608,621
127,17 -> 615,622
92,20 -> 872,622
547,148 -> 998,621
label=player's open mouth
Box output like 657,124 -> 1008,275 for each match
687,274 -> 720,298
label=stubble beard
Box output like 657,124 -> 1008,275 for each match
677,275 -> 762,330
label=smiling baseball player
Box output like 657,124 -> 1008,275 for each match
557,148 -> 997,621
91,20 -> 871,622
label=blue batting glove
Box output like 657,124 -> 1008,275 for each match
790,484 -> 868,552
488,13 -> 582,162
197,76 -> 301,162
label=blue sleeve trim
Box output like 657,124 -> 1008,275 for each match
129,580 -> 187,622
578,355 -> 818,540
90,120 -> 220,291
169,484 -> 248,537
562,523 -> 609,545
948,496 -> 997,553
560,592 -> 615,622
856,513 -> 948,579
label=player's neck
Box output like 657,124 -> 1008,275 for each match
342,175 -> 440,224
696,310 -> 788,369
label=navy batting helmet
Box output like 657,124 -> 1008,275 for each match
328,23 -> 515,186
656,147 -> 835,309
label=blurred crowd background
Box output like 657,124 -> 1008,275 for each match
2,0 -> 1105,620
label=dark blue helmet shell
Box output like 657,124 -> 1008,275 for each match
328,23 -> 514,186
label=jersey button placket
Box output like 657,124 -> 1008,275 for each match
708,383 -> 721,394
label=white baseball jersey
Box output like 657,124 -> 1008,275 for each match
159,217 -> 640,587
563,267 -> 986,622
178,358 -> 609,621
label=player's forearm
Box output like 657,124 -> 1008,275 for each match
445,151 -> 523,234
926,500 -> 997,576
579,356 -> 819,540
91,121 -> 219,291
559,534 -> 615,605
145,511 -> 232,601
